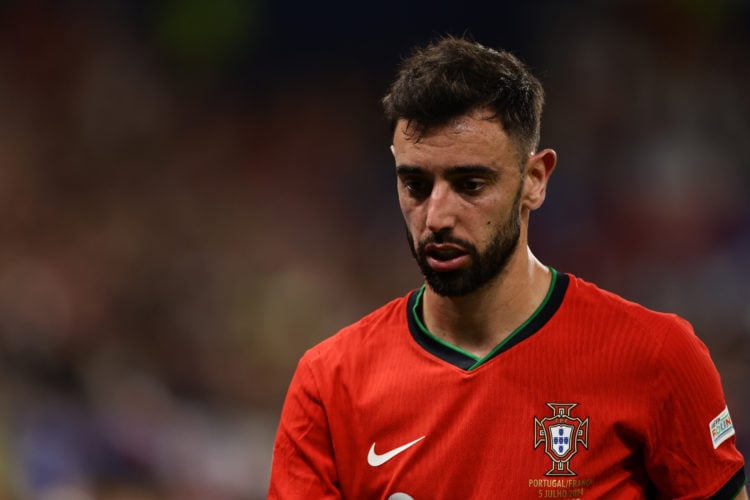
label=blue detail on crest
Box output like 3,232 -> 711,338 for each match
553,433 -> 569,454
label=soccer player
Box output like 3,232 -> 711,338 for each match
268,35 -> 747,499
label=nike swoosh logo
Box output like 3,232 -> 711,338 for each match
367,436 -> 426,467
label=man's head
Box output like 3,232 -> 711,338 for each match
382,35 -> 546,162
385,36 -> 556,297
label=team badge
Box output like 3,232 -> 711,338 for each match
534,403 -> 589,476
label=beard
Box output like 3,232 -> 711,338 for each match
407,187 -> 522,297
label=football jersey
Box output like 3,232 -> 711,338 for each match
269,270 -> 746,499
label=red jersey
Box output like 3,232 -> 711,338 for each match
269,271 -> 746,499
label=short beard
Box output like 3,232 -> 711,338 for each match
407,187 -> 522,297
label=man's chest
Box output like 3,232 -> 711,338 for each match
325,363 -> 651,499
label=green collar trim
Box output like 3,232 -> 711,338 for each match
411,268 -> 559,370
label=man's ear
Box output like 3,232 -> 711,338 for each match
522,148 -> 557,210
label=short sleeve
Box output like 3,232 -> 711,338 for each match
644,317 -> 745,499
268,353 -> 342,499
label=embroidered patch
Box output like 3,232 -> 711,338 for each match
534,403 -> 589,476
709,406 -> 735,449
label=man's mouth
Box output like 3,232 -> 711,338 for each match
426,245 -> 465,261
423,243 -> 470,271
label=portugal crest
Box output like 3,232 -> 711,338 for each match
534,403 -> 589,476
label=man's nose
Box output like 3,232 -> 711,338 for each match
425,183 -> 457,233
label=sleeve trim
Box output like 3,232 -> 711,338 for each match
710,466 -> 746,500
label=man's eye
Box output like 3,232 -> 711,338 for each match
460,179 -> 485,193
403,179 -> 430,196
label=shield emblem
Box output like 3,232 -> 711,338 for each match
534,403 -> 590,476
550,424 -> 573,456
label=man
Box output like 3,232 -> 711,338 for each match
268,36 -> 747,499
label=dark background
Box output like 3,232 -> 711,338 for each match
0,0 -> 748,498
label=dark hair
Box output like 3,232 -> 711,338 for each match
382,35 -> 545,158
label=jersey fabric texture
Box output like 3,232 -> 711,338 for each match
269,271 -> 746,499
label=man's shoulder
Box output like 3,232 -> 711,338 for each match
303,290 -> 415,362
563,273 -> 693,338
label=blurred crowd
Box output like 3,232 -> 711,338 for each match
0,1 -> 748,498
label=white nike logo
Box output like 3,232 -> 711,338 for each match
367,436 -> 426,467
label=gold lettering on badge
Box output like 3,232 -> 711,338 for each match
527,477 -> 593,498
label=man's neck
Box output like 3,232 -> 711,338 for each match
421,247 -> 552,358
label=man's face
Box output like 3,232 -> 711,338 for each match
392,110 -> 527,297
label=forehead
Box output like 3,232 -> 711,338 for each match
392,111 -> 517,168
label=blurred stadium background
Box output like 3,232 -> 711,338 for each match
0,0 -> 748,498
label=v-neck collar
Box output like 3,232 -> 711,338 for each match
406,269 -> 569,370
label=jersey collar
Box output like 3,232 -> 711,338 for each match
406,268 -> 569,370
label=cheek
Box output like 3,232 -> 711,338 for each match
397,196 -> 408,214
398,198 -> 419,224
401,207 -> 426,245
403,212 -> 422,237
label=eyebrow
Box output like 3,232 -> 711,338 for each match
396,165 -> 424,177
